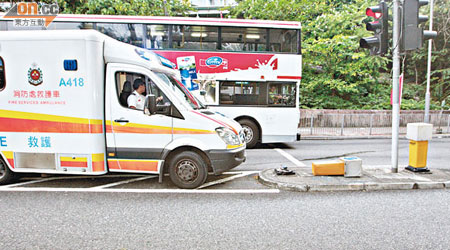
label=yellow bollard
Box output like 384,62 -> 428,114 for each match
408,140 -> 428,168
405,123 -> 432,172
312,160 -> 345,176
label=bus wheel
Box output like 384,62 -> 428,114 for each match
0,157 -> 17,185
168,151 -> 208,189
239,119 -> 259,149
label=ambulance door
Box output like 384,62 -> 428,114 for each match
105,63 -> 172,174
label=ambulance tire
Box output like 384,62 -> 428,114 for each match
168,151 -> 208,189
239,119 -> 259,149
0,157 -> 17,185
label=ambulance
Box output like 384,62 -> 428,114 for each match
0,30 -> 246,189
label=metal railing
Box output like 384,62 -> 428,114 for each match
299,113 -> 450,136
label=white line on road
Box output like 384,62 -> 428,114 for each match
0,187 -> 280,194
274,148 -> 306,167
197,171 -> 260,189
0,174 -> 153,189
0,171 -> 270,193
90,176 -> 157,189
0,177 -> 60,189
222,171 -> 260,175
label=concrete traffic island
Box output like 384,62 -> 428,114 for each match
259,166 -> 450,192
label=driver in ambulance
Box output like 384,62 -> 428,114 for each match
127,78 -> 146,110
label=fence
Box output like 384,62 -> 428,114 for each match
299,112 -> 450,136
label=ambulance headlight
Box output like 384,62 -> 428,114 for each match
215,127 -> 240,146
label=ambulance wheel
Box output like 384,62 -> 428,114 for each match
239,119 -> 259,149
0,157 -> 17,185
168,151 -> 208,189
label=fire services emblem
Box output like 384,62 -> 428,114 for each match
28,64 -> 43,86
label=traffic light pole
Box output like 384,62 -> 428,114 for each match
424,0 -> 434,123
391,0 -> 401,173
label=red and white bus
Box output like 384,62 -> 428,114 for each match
1,14 -> 302,148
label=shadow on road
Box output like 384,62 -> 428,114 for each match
252,143 -> 294,149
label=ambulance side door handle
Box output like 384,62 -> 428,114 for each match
114,119 -> 129,123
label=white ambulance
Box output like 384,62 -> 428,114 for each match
0,30 -> 246,189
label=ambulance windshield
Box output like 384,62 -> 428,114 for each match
155,72 -> 202,109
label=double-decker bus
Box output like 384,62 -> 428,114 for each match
0,14 -> 302,148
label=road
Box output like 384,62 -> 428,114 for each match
1,190 -> 450,249
1,138 -> 449,249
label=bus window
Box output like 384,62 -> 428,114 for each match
268,82 -> 296,107
146,24 -> 170,49
219,81 -> 263,105
269,29 -> 298,53
96,23 -> 145,48
221,27 -> 267,52
219,82 -> 234,104
0,57 -> 5,91
47,22 -> 94,30
203,80 -> 217,103
172,25 -> 218,51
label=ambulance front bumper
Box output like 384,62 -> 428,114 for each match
207,147 -> 246,175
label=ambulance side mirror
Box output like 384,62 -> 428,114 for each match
145,94 -> 157,115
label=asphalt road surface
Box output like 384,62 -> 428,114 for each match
1,190 -> 450,249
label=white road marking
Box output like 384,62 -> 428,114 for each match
197,171 -> 260,189
90,176 -> 157,189
0,171 -> 271,193
222,171 -> 260,175
274,148 -> 306,167
0,177 -> 60,189
0,187 -> 280,194
0,174 -> 151,189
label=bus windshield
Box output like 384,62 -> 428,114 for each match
155,72 -> 202,109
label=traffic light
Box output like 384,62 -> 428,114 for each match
360,1 -> 389,56
402,0 -> 437,51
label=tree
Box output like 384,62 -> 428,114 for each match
54,0 -> 192,16
229,0 -> 389,109
229,0 -> 450,110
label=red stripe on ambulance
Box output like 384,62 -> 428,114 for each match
60,161 -> 88,168
0,117 -> 103,134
